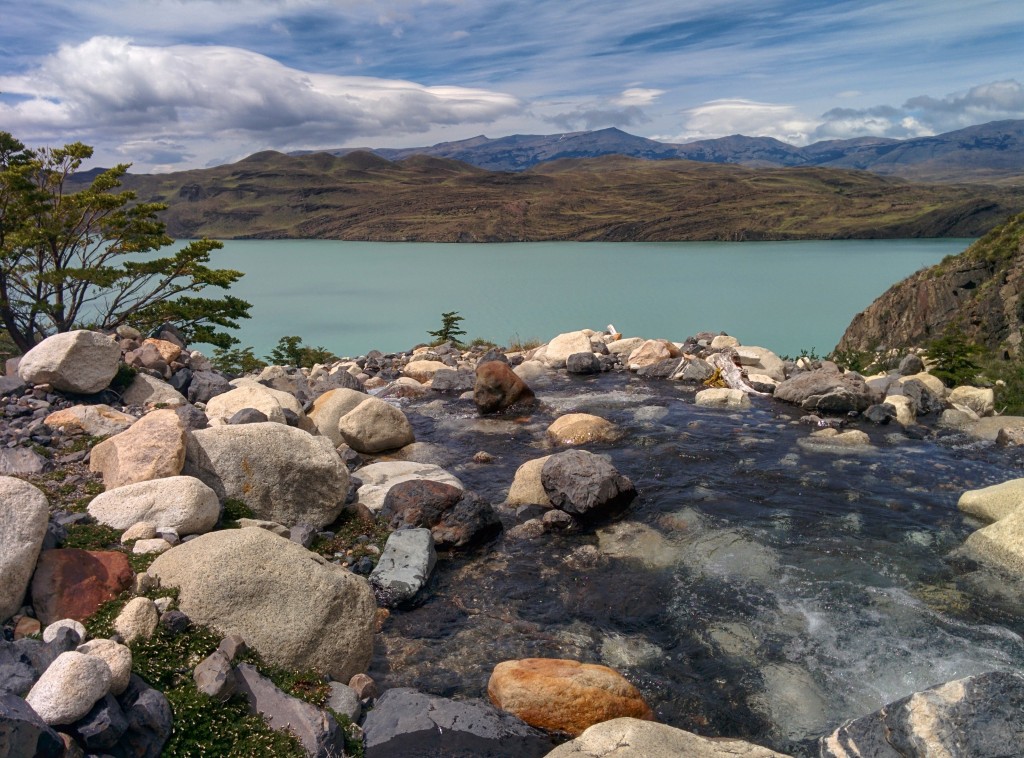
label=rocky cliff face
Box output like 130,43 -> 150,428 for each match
837,211 -> 1024,354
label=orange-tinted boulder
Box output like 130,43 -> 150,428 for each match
487,658 -> 654,736
474,361 -> 535,415
30,549 -> 134,625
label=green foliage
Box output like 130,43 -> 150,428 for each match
211,345 -> 268,376
507,333 -> 542,352
312,511 -> 391,567
829,348 -> 876,374
427,311 -> 466,346
266,335 -> 337,368
62,522 -> 122,551
0,132 -> 251,352
221,498 -> 254,528
927,328 -> 983,387
110,363 -> 138,393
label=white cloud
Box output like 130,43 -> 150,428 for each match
669,99 -> 819,144
614,88 -> 665,107
815,79 -> 1024,140
0,36 -> 521,169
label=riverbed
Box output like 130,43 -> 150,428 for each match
363,367 -> 1024,755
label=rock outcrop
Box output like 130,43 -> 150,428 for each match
837,211 -> 1024,354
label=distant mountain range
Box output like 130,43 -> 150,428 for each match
294,120 -> 1024,182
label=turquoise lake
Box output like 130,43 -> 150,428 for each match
197,238 -> 974,358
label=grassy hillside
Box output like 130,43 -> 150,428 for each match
115,152 -> 1024,242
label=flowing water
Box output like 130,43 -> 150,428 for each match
365,370 -> 1024,755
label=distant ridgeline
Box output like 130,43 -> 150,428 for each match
291,119 -> 1024,182
837,211 -> 1024,355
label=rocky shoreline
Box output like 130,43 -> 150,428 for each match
2,324 -> 1024,757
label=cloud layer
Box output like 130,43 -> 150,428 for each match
0,36 -> 520,168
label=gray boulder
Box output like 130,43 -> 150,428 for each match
370,528 -> 437,607
363,687 -> 552,758
566,352 -> 600,374
0,693 -> 64,757
819,671 -> 1024,758
122,373 -> 188,407
0,477 -> 50,623
235,663 -> 346,758
148,527 -> 376,682
193,650 -> 237,701
115,674 -> 173,758
88,475 -> 220,535
774,368 -> 881,414
541,450 -> 637,519
72,693 -> 128,752
0,448 -> 50,477
18,330 -> 120,394
184,422 -> 349,528
187,370 -> 232,404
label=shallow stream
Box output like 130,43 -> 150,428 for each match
366,369 -> 1024,755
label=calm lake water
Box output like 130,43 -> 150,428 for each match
197,238 -> 973,358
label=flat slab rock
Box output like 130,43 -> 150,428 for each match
362,687 -> 553,758
819,670 -> 1024,757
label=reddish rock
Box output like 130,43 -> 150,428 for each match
474,361 -> 535,415
30,549 -> 134,625
379,480 -> 501,549
487,658 -> 654,736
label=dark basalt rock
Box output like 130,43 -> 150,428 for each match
380,480 -> 501,549
71,693 -> 128,752
863,403 -> 896,424
362,687 -> 552,758
0,693 -> 64,758
186,370 -> 232,405
113,674 -> 173,758
541,449 -> 637,520
227,407 -> 269,425
430,368 -> 476,393
566,351 -> 601,375
819,670 -> 1024,758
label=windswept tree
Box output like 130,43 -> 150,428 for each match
0,132 -> 250,352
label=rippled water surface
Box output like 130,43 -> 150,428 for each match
366,370 -> 1024,755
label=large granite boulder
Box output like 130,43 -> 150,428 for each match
819,671 -> 1024,757
88,476 -> 220,535
625,340 -> 677,371
338,397 -> 415,453
735,345 -> 787,383
541,450 -> 636,520
475,361 -> 536,414
544,717 -> 790,758
543,331 -> 594,368
774,368 -> 881,414
949,385 -> 995,417
354,461 -> 464,512
18,330 -> 120,394
504,456 -> 554,508
546,414 -> 621,445
694,388 -> 752,409
0,478 -> 49,622
487,658 -> 654,737
307,387 -> 367,446
148,528 -> 376,681
43,404 -> 137,437
25,651 -> 111,725
364,687 -> 553,758
184,422 -> 348,528
958,478 -> 1024,523
961,506 -> 1024,575
30,549 -> 134,625
89,408 -> 187,489
205,385 -> 289,425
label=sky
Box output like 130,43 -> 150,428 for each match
1,0 -> 1023,173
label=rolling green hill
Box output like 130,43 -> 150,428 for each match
115,151 -> 1024,242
